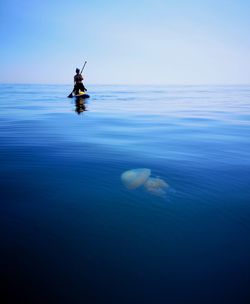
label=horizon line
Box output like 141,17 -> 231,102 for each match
1,82 -> 250,87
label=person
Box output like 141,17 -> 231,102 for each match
73,68 -> 87,95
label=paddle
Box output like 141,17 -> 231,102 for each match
81,61 -> 87,74
68,61 -> 87,98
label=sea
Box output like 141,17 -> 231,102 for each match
0,84 -> 250,303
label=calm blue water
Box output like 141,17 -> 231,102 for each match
1,84 -> 250,303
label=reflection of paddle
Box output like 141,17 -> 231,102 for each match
68,61 -> 87,98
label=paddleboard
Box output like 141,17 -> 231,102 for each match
74,90 -> 90,98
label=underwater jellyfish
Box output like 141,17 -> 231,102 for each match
121,168 -> 151,189
144,177 -> 169,196
121,168 -> 170,197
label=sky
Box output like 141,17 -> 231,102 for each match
0,0 -> 250,85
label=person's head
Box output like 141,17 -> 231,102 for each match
76,68 -> 80,74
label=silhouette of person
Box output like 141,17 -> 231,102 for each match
73,68 -> 87,95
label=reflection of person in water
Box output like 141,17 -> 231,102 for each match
75,97 -> 87,114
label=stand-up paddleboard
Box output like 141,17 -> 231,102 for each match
68,91 -> 90,99
73,90 -> 90,99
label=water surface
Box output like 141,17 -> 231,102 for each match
1,84 -> 250,303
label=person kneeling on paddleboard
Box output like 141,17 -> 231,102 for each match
73,68 -> 87,95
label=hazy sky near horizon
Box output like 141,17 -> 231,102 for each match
0,0 -> 249,85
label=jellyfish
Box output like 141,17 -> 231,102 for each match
144,177 -> 169,196
121,168 -> 151,189
121,168 -> 170,197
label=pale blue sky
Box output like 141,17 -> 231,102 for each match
0,0 -> 249,84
